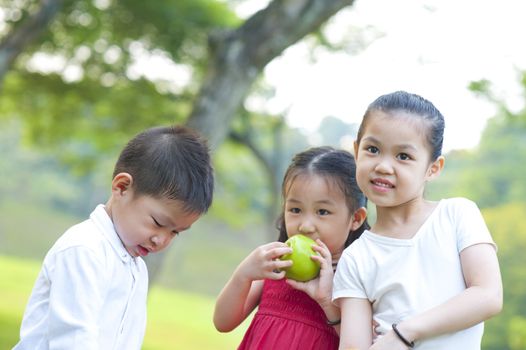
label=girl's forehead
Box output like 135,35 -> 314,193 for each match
369,109 -> 423,124
286,173 -> 342,196
365,110 -> 430,136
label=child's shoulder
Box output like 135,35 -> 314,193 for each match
440,197 -> 479,210
49,218 -> 108,257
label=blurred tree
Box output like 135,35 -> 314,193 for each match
0,0 -> 358,282
317,115 -> 359,148
428,71 -> 526,208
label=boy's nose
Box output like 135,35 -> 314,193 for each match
151,233 -> 170,249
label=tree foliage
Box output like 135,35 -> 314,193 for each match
428,71 -> 526,209
0,0 -> 238,162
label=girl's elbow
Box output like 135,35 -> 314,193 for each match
489,293 -> 503,317
213,319 -> 232,333
215,324 -> 232,333
485,289 -> 503,318
213,316 -> 237,333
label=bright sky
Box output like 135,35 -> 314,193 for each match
238,0 -> 526,151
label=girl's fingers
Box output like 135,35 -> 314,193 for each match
310,254 -> 325,265
267,269 -> 287,280
272,258 -> 292,271
271,247 -> 293,259
314,238 -> 328,249
285,278 -> 304,290
312,241 -> 332,262
265,244 -> 292,260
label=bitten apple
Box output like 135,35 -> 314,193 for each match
279,234 -> 321,282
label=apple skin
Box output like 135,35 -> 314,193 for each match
279,234 -> 321,282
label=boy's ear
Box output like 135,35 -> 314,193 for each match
350,207 -> 367,231
426,155 -> 445,181
353,140 -> 359,160
112,173 -> 133,195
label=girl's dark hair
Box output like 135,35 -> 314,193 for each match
113,125 -> 214,214
276,146 -> 369,248
356,90 -> 445,161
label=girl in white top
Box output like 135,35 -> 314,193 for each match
333,91 -> 503,350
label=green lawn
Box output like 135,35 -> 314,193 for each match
0,255 -> 248,349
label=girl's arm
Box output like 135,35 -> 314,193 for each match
213,241 -> 293,332
371,243 -> 503,349
338,297 -> 373,350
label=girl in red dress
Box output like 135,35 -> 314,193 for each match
214,146 -> 369,350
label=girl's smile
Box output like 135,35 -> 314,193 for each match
370,177 -> 395,192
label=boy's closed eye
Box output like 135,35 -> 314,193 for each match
152,217 -> 163,227
153,217 -> 181,236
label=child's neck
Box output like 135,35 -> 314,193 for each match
372,199 -> 438,239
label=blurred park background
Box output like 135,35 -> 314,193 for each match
1,0 -> 525,349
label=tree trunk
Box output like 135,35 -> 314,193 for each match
186,0 -> 354,149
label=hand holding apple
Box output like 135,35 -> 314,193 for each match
279,234 -> 321,282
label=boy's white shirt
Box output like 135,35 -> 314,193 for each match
333,197 -> 496,349
14,204 -> 148,350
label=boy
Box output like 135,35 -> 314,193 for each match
14,125 -> 214,349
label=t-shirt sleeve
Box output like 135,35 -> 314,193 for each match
454,198 -> 496,252
332,248 -> 368,304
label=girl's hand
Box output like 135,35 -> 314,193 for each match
369,330 -> 410,350
236,241 -> 293,282
286,238 -> 334,306
214,241 -> 291,332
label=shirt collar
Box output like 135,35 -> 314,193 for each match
90,204 -> 133,263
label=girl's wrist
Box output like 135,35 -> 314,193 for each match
395,321 -> 418,346
392,323 -> 415,348
317,295 -> 334,311
319,301 -> 339,325
233,265 -> 254,285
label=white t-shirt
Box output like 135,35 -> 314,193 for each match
14,204 -> 149,350
333,198 -> 496,349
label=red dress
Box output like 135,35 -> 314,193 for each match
238,279 -> 339,350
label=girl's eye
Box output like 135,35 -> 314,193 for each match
171,230 -> 179,237
366,145 -> 379,154
290,207 -> 301,214
398,153 -> 411,161
318,209 -> 330,216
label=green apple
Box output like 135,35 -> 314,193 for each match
279,234 -> 321,282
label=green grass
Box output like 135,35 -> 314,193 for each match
0,200 -> 77,260
0,255 -> 248,349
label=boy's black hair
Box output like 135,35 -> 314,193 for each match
113,125 -> 214,214
276,146 -> 369,248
